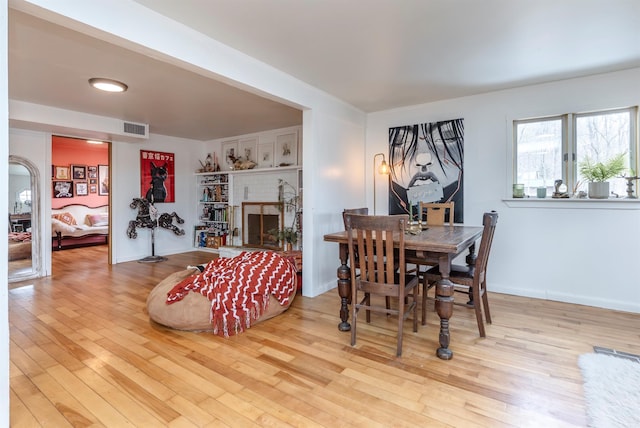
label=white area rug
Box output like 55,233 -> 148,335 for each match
578,353 -> 640,427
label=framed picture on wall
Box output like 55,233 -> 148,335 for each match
55,166 -> 70,180
53,181 -> 74,198
140,150 -> 175,203
257,143 -> 274,168
275,132 -> 298,167
71,164 -> 87,180
75,181 -> 88,196
238,138 -> 257,162
87,165 -> 98,179
98,165 -> 109,196
221,140 -> 238,171
89,184 -> 97,194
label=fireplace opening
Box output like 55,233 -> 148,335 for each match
242,202 -> 283,250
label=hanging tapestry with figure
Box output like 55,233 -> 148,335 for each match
140,150 -> 175,203
388,119 -> 464,223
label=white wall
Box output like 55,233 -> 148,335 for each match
367,67 -> 640,313
112,133 -> 206,262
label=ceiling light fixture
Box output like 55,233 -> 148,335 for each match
89,78 -> 128,93
86,140 -> 104,145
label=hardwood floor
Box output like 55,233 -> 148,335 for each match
9,246 -> 640,426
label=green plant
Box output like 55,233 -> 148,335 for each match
272,179 -> 301,246
275,227 -> 298,244
578,153 -> 626,182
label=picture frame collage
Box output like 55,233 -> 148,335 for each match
52,164 -> 105,197
220,131 -> 299,171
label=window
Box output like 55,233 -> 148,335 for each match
18,189 -> 31,205
514,107 -> 638,197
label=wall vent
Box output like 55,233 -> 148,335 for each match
122,121 -> 148,138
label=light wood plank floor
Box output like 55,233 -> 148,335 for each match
9,245 -> 640,427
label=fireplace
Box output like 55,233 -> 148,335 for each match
242,202 -> 284,250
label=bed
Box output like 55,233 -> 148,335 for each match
9,231 -> 32,261
146,251 -> 298,335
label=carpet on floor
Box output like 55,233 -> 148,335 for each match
578,350 -> 640,427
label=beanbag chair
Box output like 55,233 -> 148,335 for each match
147,251 -> 297,335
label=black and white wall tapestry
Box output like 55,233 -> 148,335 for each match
388,119 -> 464,223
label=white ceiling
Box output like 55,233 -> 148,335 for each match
9,0 -> 640,141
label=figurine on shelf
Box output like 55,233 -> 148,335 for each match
552,179 -> 570,198
624,175 -> 640,199
228,153 -> 257,170
198,153 -> 219,172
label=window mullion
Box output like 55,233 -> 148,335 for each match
566,114 -> 576,192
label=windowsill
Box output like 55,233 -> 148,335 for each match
503,197 -> 640,209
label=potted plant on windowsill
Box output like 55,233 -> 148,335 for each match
578,153 -> 626,199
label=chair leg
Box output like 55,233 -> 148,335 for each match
397,293 -> 404,357
351,292 -> 358,346
351,303 -> 357,347
481,280 -> 492,324
471,283 -> 486,337
421,278 -> 428,325
412,286 -> 418,333
365,293 -> 371,323
473,301 -> 486,337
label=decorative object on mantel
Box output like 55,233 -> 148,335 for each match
227,153 -> 257,170
578,152 -> 626,199
552,179 -> 570,198
198,153 -> 220,173
127,197 -> 185,263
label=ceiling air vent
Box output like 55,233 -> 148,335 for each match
122,121 -> 148,138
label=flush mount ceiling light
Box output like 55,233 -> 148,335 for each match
89,78 -> 128,93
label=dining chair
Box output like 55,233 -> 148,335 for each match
344,213 -> 419,356
344,207 -> 398,310
342,207 -> 369,228
422,211 -> 498,337
419,201 -> 455,226
405,201 -> 455,324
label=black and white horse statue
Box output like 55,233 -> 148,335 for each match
127,197 -> 185,239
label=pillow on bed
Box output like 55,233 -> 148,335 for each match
86,213 -> 109,227
52,212 -> 77,225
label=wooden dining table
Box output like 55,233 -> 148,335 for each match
323,223 -> 483,360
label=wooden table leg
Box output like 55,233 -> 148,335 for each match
336,242 -> 351,331
435,253 -> 454,360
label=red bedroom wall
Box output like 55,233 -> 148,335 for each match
52,136 -> 109,209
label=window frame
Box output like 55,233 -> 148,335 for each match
512,106 -> 639,199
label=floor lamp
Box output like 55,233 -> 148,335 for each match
373,153 -> 390,214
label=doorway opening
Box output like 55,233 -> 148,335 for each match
51,136 -> 110,271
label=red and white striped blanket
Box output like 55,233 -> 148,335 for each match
166,251 -> 296,337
